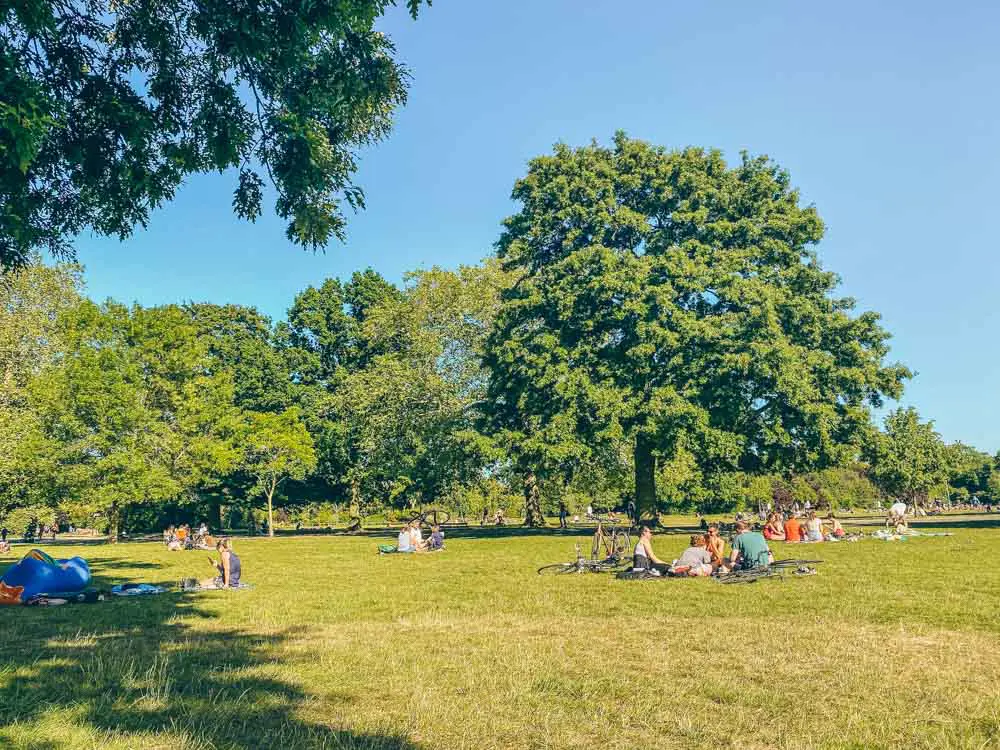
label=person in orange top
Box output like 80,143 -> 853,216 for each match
784,514 -> 802,542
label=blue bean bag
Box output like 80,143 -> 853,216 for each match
0,549 -> 91,605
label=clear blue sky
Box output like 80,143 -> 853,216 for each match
71,0 -> 1000,452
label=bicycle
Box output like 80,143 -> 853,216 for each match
409,508 -> 452,529
590,514 -> 631,562
715,558 -> 823,584
537,543 -> 628,575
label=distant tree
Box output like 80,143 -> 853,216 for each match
243,408 -> 317,537
0,0 -> 428,269
323,262 -> 511,512
943,442 -> 993,502
988,471 -> 1000,503
483,133 -> 910,519
26,301 -> 245,538
0,260 -> 83,508
185,303 -> 292,413
867,408 -> 948,505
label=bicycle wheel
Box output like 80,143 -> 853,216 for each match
611,530 -> 631,561
422,508 -> 452,527
769,558 -> 823,569
537,563 -> 580,575
591,531 -> 603,560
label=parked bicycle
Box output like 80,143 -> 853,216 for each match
715,558 -> 822,584
590,514 -> 631,562
538,543 -> 628,575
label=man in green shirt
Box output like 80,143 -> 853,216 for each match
730,521 -> 771,570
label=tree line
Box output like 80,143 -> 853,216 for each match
2,136 -> 998,535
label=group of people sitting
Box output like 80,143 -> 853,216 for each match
761,511 -> 845,542
396,521 -> 445,553
164,523 -> 211,551
631,521 -> 772,577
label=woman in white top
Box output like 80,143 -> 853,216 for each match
632,526 -> 670,575
408,520 -> 428,552
397,525 -> 414,552
805,511 -> 823,542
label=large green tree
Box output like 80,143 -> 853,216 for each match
0,0 -> 428,269
27,301 -> 244,537
483,134 -> 910,520
0,259 -> 83,509
867,407 -> 948,505
323,262 -> 512,513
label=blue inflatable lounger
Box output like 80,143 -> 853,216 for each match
0,549 -> 91,606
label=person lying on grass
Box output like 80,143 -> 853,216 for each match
729,521 -> 772,570
632,526 -> 670,575
670,535 -> 714,577
704,525 -> 726,568
201,538 -> 242,589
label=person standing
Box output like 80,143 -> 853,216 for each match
558,501 -> 568,529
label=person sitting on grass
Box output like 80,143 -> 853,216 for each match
201,539 -> 242,589
408,520 -> 429,552
763,513 -> 786,541
825,513 -> 845,540
428,524 -> 445,551
704,525 -> 726,568
632,526 -> 670,575
804,511 -> 824,542
729,521 -> 771,570
397,524 -> 414,553
670,535 -> 714,577
784,513 -> 802,543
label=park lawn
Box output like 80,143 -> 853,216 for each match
1,526 -> 999,750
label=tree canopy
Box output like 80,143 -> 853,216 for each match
483,133 -> 911,518
0,0 -> 428,269
1,135 -> 996,533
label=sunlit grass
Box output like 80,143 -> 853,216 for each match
1,522 -> 999,749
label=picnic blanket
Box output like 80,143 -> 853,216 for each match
112,583 -> 168,596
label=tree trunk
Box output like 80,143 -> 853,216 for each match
108,501 -> 120,543
523,471 -> 545,527
266,481 -> 275,538
634,433 -> 657,522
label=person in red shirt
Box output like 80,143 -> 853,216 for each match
784,514 -> 802,542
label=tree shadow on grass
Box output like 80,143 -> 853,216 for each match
0,594 -> 421,749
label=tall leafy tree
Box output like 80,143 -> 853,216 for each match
942,442 -> 994,502
483,134 -> 910,519
185,303 -> 292,413
27,301 -> 245,536
867,407 -> 948,505
0,0 -> 428,269
243,407 -> 317,537
324,262 -> 511,512
0,260 -> 84,509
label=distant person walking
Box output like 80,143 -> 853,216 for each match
558,502 -> 568,529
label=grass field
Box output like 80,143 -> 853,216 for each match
2,521 -> 999,750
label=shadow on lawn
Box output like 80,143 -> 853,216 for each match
0,594 -> 421,749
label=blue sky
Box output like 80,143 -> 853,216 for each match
72,0 -> 1000,451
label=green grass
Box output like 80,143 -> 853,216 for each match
2,522 -> 999,749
